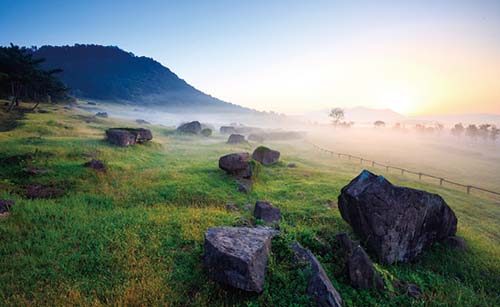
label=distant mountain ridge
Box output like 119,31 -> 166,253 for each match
33,44 -> 246,111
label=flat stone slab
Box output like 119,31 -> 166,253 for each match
204,226 -> 279,292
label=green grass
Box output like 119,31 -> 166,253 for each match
0,102 -> 499,306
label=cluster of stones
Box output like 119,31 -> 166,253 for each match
204,168 -> 466,306
218,146 -> 281,193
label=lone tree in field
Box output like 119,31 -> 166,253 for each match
329,108 -> 345,127
0,44 -> 70,111
374,120 -> 386,128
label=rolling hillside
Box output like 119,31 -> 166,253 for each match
34,44 -> 246,112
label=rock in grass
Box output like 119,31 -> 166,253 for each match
135,119 -> 150,125
95,112 -> 108,118
252,146 -> 280,166
253,201 -> 281,223
201,128 -> 212,137
177,121 -> 202,134
106,128 -> 152,147
204,226 -> 279,292
219,153 -> 253,179
406,283 -> 423,299
292,242 -> 343,307
23,167 -> 51,175
444,236 -> 467,251
338,170 -> 457,264
236,178 -> 253,193
0,200 -> 14,215
335,232 -> 355,257
84,159 -> 106,172
347,246 -> 384,290
25,184 -> 64,199
227,134 -> 246,144
220,126 -> 236,134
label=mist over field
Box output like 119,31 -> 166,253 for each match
2,1 -> 500,306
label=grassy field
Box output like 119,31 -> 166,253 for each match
0,102 -> 499,306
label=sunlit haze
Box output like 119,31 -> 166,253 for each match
1,0 -> 499,115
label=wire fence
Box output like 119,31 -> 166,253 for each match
308,141 -> 500,198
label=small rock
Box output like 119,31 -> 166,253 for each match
219,153 -> 252,178
236,179 -> 253,193
253,201 -> 281,223
347,246 -> 384,290
106,128 -> 153,147
177,121 -> 202,134
23,167 -> 51,175
0,200 -> 14,215
135,119 -> 150,125
252,146 -> 280,166
406,283 -> 423,299
87,101 -> 97,105
292,242 -> 343,307
204,226 -> 279,292
84,159 -> 106,172
444,236 -> 468,251
25,184 -> 64,199
201,128 -> 212,137
244,203 -> 253,211
227,134 -> 246,144
225,203 -> 239,213
220,126 -> 236,134
37,109 -> 49,113
287,163 -> 297,168
96,112 -> 108,118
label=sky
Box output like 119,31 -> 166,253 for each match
1,0 -> 499,115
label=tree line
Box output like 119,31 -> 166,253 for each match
0,44 -> 72,111
329,108 -> 499,141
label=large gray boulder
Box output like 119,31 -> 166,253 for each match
252,146 -> 280,166
253,201 -> 281,223
106,128 -> 152,147
227,134 -> 246,144
292,242 -> 343,307
177,121 -> 202,134
347,246 -> 384,290
219,152 -> 252,178
204,226 -> 279,292
338,170 -> 457,264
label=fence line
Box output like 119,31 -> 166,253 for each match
308,142 -> 500,198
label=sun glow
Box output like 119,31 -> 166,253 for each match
382,89 -> 418,115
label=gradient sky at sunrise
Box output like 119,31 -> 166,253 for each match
1,0 -> 499,115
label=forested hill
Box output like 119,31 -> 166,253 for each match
33,44 -> 246,111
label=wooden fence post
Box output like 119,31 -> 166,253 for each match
401,169 -> 404,175
418,173 -> 422,180
440,178 -> 444,186
372,161 -> 375,167
360,158 -> 363,164
467,186 -> 471,194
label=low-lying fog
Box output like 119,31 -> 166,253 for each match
82,102 -> 500,193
